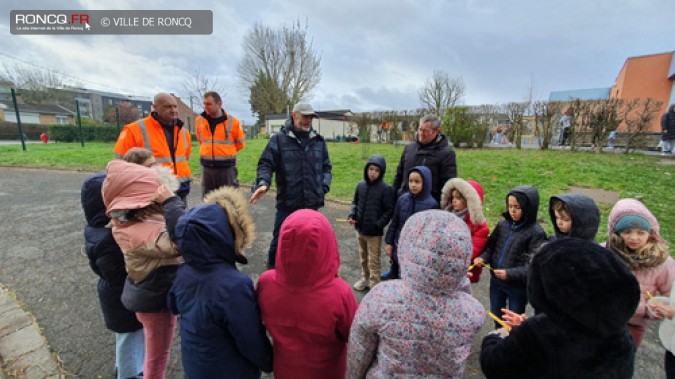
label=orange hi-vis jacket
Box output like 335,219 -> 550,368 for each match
113,115 -> 192,181
195,113 -> 245,167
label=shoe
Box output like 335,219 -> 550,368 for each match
353,278 -> 369,291
380,262 -> 400,281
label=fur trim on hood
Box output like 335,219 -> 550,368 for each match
203,186 -> 256,260
440,178 -> 485,225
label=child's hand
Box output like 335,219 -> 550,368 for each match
153,184 -> 174,204
501,308 -> 527,327
473,257 -> 484,266
385,244 -> 392,257
348,218 -> 356,225
649,302 -> 675,319
494,269 -> 507,280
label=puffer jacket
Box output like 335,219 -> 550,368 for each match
481,239 -> 639,379
102,160 -> 184,284
441,178 -> 489,283
385,165 -> 439,247
81,172 -> 141,333
255,118 -> 332,212
348,211 -> 485,378
392,133 -> 457,202
256,210 -> 357,379
662,104 -> 675,140
348,155 -> 394,236
168,190 -> 273,379
548,193 -> 600,240
478,185 -> 546,287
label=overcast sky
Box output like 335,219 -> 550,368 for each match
1,0 -> 674,124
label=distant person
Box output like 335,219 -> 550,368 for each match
114,93 -> 192,203
256,209 -> 357,379
559,109 -> 572,147
348,211 -> 485,378
480,239 -> 640,379
474,185 -> 547,322
391,114 -> 457,203
606,198 -> 675,347
250,103 -> 332,269
382,166 -> 438,281
195,91 -> 246,196
661,104 -> 675,155
608,128 -> 617,149
347,154 -> 394,291
548,193 -> 600,241
441,178 -> 490,283
81,172 -> 144,379
102,160 -> 185,379
168,187 -> 273,378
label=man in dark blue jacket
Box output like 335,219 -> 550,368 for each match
250,103 -> 332,269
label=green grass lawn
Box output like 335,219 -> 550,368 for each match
1,140 -> 673,246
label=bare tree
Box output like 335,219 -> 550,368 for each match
505,102 -> 527,149
620,98 -> 663,153
533,100 -> 561,150
1,63 -> 72,105
182,68 -> 225,113
105,101 -> 141,125
471,104 -> 499,148
418,70 -> 465,116
238,20 -> 321,122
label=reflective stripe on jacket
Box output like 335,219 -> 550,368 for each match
195,114 -> 245,167
113,116 -> 192,181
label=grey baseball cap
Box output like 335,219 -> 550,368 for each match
292,103 -> 316,116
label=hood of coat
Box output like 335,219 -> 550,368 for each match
81,172 -> 110,228
399,210 -> 472,296
417,132 -> 450,149
102,160 -> 159,215
440,178 -> 485,225
607,198 -> 664,243
175,203 -> 237,268
409,165 -> 433,200
528,238 -> 640,337
363,154 -> 386,184
549,193 -> 600,240
503,185 -> 540,226
275,209 -> 339,288
203,186 -> 255,259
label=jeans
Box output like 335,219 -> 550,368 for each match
116,329 -> 145,379
489,276 -> 527,327
663,139 -> 674,154
267,209 -> 293,268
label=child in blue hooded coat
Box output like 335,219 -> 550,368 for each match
168,187 -> 273,378
381,165 -> 439,280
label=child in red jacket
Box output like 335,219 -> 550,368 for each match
441,178 -> 489,283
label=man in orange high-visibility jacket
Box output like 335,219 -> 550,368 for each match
113,93 -> 192,202
194,91 -> 245,197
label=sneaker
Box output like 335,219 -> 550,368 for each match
353,278 -> 369,291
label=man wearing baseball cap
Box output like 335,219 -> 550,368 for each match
250,103 -> 332,269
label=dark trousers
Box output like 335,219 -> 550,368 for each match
666,350 -> 675,379
560,128 -> 571,146
201,166 -> 239,198
267,209 -> 293,268
489,276 -> 527,327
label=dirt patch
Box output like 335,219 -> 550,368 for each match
569,186 -> 620,205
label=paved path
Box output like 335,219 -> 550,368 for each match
0,167 -> 665,378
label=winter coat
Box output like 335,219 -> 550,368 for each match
662,104 -> 675,140
607,198 -> 674,329
255,118 -> 332,212
480,239 -> 640,379
348,155 -> 394,236
548,193 -> 600,240
392,133 -> 457,202
348,211 -> 485,378
441,178 -> 490,283
168,188 -> 273,379
102,160 -> 184,284
256,209 -> 358,379
658,284 -> 675,353
478,186 -> 546,287
385,166 -> 439,247
81,172 -> 141,333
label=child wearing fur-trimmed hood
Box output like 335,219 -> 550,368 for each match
441,177 -> 490,283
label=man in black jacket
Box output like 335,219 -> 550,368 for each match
250,103 -> 332,269
391,114 -> 457,202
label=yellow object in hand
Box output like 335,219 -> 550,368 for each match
488,311 -> 512,332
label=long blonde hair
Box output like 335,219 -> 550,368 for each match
608,233 -> 669,270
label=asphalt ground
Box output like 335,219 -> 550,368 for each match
0,166 -> 666,378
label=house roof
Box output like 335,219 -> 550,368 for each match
265,109 -> 353,122
668,52 -> 675,80
0,100 -> 74,115
548,87 -> 611,102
